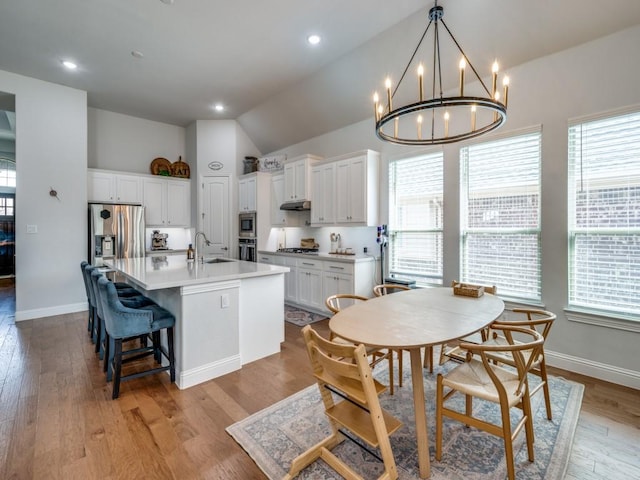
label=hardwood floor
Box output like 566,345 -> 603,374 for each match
0,285 -> 638,479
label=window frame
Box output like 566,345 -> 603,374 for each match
459,127 -> 543,302
388,150 -> 444,287
566,107 -> 640,325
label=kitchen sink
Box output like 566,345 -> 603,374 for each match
204,258 -> 233,264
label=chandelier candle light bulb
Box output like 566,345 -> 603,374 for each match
417,114 -> 423,139
385,78 -> 392,111
471,104 -> 477,131
373,92 -> 380,121
503,76 -> 510,107
444,111 -> 450,137
459,58 -> 466,96
492,60 -> 499,98
418,63 -> 425,101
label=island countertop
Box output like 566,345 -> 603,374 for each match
106,256 -> 289,290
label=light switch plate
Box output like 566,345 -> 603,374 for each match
26,224 -> 37,234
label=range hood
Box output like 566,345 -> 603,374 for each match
280,200 -> 311,211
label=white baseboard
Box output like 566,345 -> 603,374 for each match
15,302 -> 87,322
546,349 -> 640,390
177,355 -> 241,390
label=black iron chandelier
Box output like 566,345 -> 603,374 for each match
374,0 -> 509,146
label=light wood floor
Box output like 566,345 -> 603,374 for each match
0,285 -> 638,479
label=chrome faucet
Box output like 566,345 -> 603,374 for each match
194,231 -> 211,263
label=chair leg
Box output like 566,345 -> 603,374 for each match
500,405 -> 515,480
167,327 -> 176,383
152,331 -> 161,363
521,391 -> 536,461
397,349 -> 403,388
103,332 -> 110,374
539,359 -> 552,420
388,350 -> 394,395
94,315 -> 102,353
112,339 -> 123,399
87,305 -> 94,336
435,374 -> 443,461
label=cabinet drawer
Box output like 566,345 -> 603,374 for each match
323,261 -> 354,275
296,258 -> 323,270
258,254 -> 276,264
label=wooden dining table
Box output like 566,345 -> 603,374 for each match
328,286 -> 505,479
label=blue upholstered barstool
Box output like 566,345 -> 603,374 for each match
88,267 -> 154,358
80,261 -> 95,338
97,276 -> 176,399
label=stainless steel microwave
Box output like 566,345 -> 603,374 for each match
239,212 -> 256,238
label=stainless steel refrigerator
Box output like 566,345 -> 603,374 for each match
88,203 -> 145,266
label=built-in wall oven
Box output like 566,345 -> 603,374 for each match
239,237 -> 256,262
239,212 -> 256,238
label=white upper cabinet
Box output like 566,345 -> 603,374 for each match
88,170 -> 142,204
143,176 -> 190,227
310,162 -> 336,225
238,175 -> 258,212
335,150 -> 379,225
271,173 -> 300,227
283,154 -> 321,202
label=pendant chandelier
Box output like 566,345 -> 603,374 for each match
374,0 -> 509,146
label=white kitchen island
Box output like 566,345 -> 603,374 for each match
106,255 -> 289,389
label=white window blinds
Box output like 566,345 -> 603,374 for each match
568,110 -> 640,317
461,131 -> 542,300
388,152 -> 443,286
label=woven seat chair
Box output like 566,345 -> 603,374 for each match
97,276 -> 176,399
436,324 -> 544,480
372,283 -> 414,385
325,293 -> 396,395
438,280 -> 497,366
284,325 -> 402,480
482,308 -> 556,420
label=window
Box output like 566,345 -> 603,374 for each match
0,159 -> 15,188
388,152 -> 443,286
460,130 -> 542,300
568,110 -> 640,318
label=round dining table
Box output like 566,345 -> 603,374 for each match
329,286 -> 504,479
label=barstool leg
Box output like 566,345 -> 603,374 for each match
112,339 -> 123,399
95,315 -> 102,353
103,332 -> 110,374
167,327 -> 176,383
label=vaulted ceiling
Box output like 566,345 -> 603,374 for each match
1,0 -> 640,153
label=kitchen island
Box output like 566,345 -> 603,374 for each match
106,255 -> 289,389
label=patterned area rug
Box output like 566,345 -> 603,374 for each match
284,304 -> 328,326
227,358 -> 584,480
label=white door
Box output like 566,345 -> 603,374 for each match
201,176 -> 230,257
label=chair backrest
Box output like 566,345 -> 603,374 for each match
493,308 -> 556,364
84,264 -> 100,308
373,284 -> 411,297
461,325 -> 544,398
80,261 -> 90,299
90,269 -> 106,319
451,280 -> 497,295
325,293 -> 368,314
97,276 -> 153,339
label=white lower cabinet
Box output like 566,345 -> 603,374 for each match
297,258 -> 324,311
260,253 -> 375,314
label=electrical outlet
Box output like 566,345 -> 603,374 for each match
363,247 -> 368,253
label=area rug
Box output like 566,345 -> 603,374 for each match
227,359 -> 584,480
284,304 -> 328,327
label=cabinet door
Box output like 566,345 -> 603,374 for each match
322,271 -> 354,311
298,267 -> 323,310
346,156 -> 367,223
115,174 -> 142,203
335,160 -> 351,222
311,163 -> 335,224
143,178 -> 166,226
166,180 -> 190,226
284,163 -> 297,201
294,161 -> 308,200
238,177 -> 257,212
271,174 -> 287,226
88,171 -> 114,202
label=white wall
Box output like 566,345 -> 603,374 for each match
0,70 -> 88,320
264,26 -> 640,388
87,108 -> 186,174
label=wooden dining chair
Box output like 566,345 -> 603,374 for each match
436,325 -> 544,480
482,308 -> 556,420
438,280 -> 497,366
325,293 -> 397,395
284,325 -> 403,480
372,284 -> 413,382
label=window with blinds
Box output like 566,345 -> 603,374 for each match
568,110 -> 640,318
388,152 -> 443,286
460,130 -> 542,300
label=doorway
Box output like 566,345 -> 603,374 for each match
0,94 -> 16,306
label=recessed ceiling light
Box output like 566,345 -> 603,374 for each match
131,50 -> 144,59
62,60 -> 77,70
307,34 -> 321,46
214,104 -> 224,112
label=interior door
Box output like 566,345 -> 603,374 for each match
201,176 -> 230,257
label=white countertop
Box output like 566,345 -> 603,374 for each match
106,256 -> 289,290
258,250 -> 375,263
